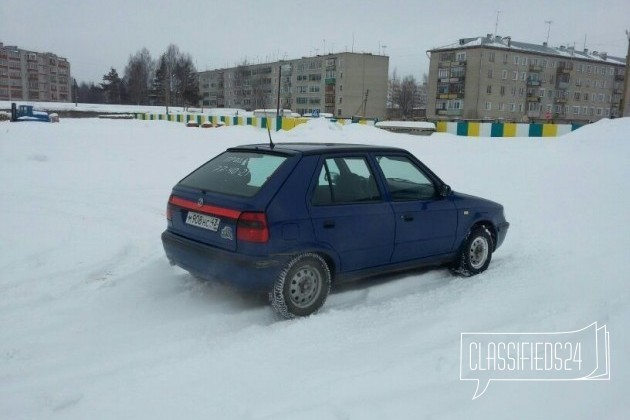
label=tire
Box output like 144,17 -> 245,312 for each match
453,226 -> 494,276
271,253 -> 331,319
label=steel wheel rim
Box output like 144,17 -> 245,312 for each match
469,237 -> 489,269
288,265 -> 322,309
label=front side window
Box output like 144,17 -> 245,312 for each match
312,157 -> 380,205
376,155 -> 435,201
180,151 -> 287,197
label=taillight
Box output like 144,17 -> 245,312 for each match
237,212 -> 269,243
166,195 -> 173,221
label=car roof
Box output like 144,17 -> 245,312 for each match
228,142 -> 408,156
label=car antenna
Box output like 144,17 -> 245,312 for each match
264,109 -> 275,149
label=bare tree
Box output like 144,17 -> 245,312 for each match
151,44 -> 198,109
399,75 -> 418,117
124,48 -> 154,105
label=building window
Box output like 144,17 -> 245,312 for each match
572,106 -> 580,114
582,106 -> 588,115
438,68 -> 448,79
498,103 -> 505,111
539,88 -> 545,97
456,51 -> 466,62
486,85 -> 492,94
513,55 -> 519,65
509,103 -> 516,112
503,54 -> 508,64
512,71 -> 518,80
500,86 -> 505,96
501,70 -> 508,79
487,69 -> 493,78
485,101 -> 492,110
488,52 -> 495,62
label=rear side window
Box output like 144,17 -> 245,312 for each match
179,152 -> 287,197
312,156 -> 381,205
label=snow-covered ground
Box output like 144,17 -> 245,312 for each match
1,117 -> 628,419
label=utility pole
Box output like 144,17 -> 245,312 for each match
276,62 -> 282,116
622,30 -> 630,117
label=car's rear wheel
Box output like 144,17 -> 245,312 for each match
454,226 -> 493,276
271,253 -> 331,319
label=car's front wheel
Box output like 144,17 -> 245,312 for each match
271,253 -> 331,319
454,226 -> 493,276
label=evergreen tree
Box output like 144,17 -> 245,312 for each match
100,67 -> 122,104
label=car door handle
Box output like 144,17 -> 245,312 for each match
323,220 -> 336,229
401,214 -> 414,222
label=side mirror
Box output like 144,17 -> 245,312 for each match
439,184 -> 452,197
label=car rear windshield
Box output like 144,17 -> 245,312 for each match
179,151 -> 288,197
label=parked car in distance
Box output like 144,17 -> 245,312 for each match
162,143 -> 509,318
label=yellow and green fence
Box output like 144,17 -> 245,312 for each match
134,113 -> 310,131
135,113 -> 584,137
435,121 -> 584,137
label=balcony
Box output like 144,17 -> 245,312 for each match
436,108 -> 463,116
554,97 -> 567,104
529,65 -> 543,72
526,96 -> 541,102
556,81 -> 570,90
324,78 -> 336,85
615,74 -> 625,81
438,93 -> 463,100
556,67 -> 571,75
526,79 -> 541,86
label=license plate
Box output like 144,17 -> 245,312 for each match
185,212 -> 220,231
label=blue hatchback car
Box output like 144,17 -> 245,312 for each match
162,143 -> 509,318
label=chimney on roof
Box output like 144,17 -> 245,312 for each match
600,52 -> 608,60
505,36 -> 512,47
583,48 -> 589,54
459,38 -> 466,45
560,45 -> 566,50
543,42 -> 548,47
487,33 -> 493,40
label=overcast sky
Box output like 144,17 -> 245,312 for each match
1,0 -> 628,84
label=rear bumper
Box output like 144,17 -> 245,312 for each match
495,221 -> 510,250
161,230 -> 287,292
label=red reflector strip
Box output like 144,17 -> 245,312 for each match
169,196 -> 242,220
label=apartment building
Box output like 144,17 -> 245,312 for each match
0,42 -> 72,102
427,35 -> 627,122
198,52 -> 388,119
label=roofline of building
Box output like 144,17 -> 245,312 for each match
198,51 -> 388,73
427,34 -> 626,66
